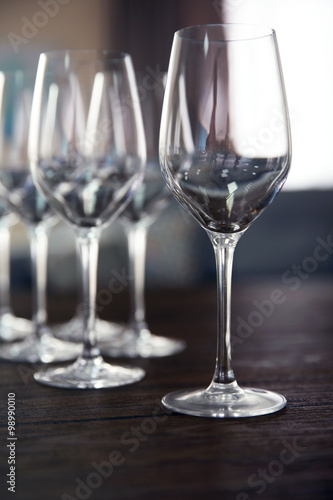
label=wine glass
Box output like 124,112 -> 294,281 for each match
52,247 -> 125,344
100,71 -> 186,357
0,203 -> 33,342
29,49 -> 146,388
159,24 -> 291,418
0,70 -> 81,362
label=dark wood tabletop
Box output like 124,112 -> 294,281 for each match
0,276 -> 333,500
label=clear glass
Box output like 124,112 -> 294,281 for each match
52,237 -> 124,344
52,308 -> 124,343
0,207 -> 33,342
29,50 -> 146,388
159,24 -> 291,417
100,71 -> 186,358
0,70 -> 81,362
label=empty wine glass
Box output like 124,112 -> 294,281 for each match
0,70 -> 81,362
159,24 -> 291,417
29,50 -> 146,388
52,249 -> 125,344
100,71 -> 186,357
0,203 -> 33,342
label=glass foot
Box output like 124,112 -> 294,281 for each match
34,355 -> 145,389
52,316 -> 125,343
162,386 -> 287,418
100,324 -> 186,358
0,332 -> 82,363
0,312 -> 33,342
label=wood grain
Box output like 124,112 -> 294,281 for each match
0,278 -> 332,500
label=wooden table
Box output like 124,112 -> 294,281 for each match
1,277 -> 333,500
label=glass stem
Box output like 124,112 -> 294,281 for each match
29,224 -> 49,340
76,229 -> 100,359
207,231 -> 243,393
0,225 -> 11,317
126,223 -> 148,331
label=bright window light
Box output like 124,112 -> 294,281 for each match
221,0 -> 333,190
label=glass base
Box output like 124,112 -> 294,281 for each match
34,355 -> 145,389
0,312 -> 33,342
0,332 -> 82,363
100,324 -> 186,358
52,316 -> 125,343
162,386 -> 287,418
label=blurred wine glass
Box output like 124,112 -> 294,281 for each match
100,71 -> 186,357
0,201 -> 33,342
0,70 -> 81,362
29,50 -> 146,388
52,256 -> 124,344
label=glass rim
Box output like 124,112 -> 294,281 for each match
39,48 -> 131,62
175,23 -> 276,43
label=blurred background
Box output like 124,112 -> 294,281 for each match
0,0 -> 332,299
